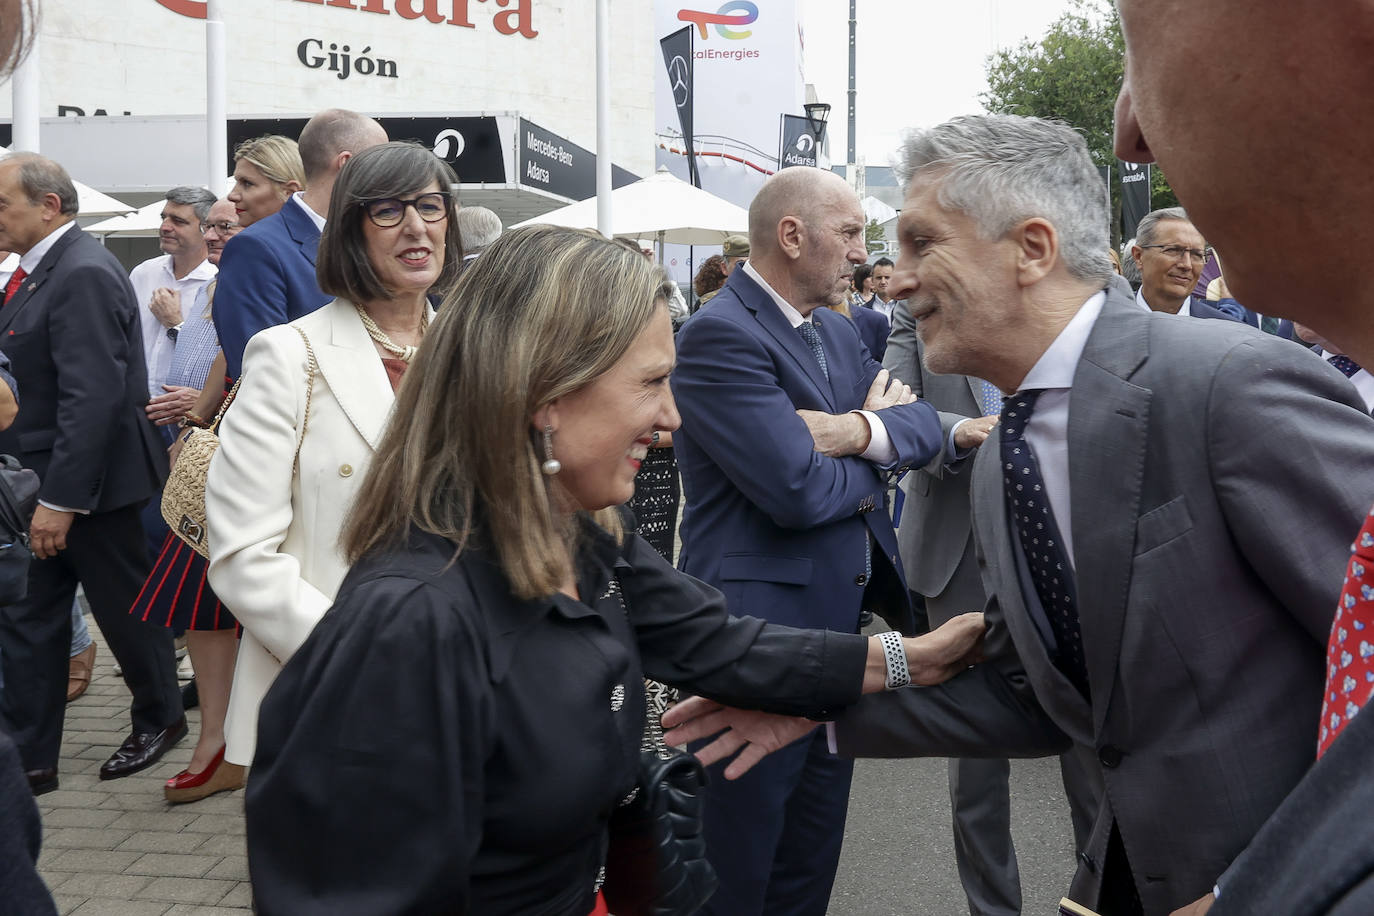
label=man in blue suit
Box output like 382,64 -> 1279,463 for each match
214,108 -> 386,378
672,166 -> 943,915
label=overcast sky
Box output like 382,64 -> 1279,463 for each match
799,0 -> 1078,168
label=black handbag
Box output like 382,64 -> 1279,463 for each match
0,454 -> 40,605
603,749 -> 717,916
601,575 -> 718,916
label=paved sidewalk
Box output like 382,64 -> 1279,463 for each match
36,619 -> 250,915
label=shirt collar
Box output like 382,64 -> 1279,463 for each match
1017,290 -> 1108,393
1134,287 -> 1192,317
18,220 -> 77,274
291,191 -> 327,232
742,260 -> 806,328
157,254 -> 216,283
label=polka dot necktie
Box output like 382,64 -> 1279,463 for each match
796,320 -> 830,382
1329,354 -> 1362,378
1317,506 -> 1374,756
1000,390 -> 1090,698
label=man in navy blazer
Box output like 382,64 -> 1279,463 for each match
672,166 -> 942,915
215,109 -> 386,378
0,154 -> 181,793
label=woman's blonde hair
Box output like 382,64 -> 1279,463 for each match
341,225 -> 666,598
233,135 -> 305,191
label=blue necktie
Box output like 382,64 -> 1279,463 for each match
1260,315 -> 1280,335
797,320 -> 829,381
1000,390 -> 1089,698
1329,354 -> 1362,378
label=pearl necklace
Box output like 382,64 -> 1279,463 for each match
356,305 -> 429,362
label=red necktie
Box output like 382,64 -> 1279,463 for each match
1317,507 -> 1374,756
2,267 -> 27,305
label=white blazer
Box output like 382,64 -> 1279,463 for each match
206,298 -> 425,765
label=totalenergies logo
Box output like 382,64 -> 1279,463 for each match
679,1 -> 758,40
155,0 -> 207,17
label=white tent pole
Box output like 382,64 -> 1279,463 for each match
594,0 -> 612,235
11,30 -> 39,152
206,0 -> 228,191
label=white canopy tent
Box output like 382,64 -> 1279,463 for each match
511,166 -> 748,247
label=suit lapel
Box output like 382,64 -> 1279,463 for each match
727,270 -> 836,410
1068,289 -> 1151,735
309,300 -> 421,449
0,224 -> 82,336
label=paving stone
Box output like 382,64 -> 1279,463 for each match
108,809 -> 204,832
53,872 -> 153,898
135,877 -> 238,905
41,788 -> 112,808
124,853 -> 218,879
217,883 -> 252,908
164,907 -> 253,916
203,856 -> 247,882
41,807 -> 125,829
183,814 -> 245,837
51,895 -> 87,916
172,793 -> 245,816
44,827 -> 134,850
190,834 -> 246,857
69,900 -> 170,916
116,831 -> 210,855
46,848 -> 142,874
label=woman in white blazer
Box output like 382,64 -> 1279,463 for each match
206,142 -> 462,770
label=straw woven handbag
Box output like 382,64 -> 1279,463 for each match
161,327 -> 317,558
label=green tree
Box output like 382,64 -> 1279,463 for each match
865,218 -> 886,255
980,0 -> 1176,245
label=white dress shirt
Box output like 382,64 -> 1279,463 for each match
867,295 -> 896,325
1012,290 -> 1109,570
129,253 -> 216,397
742,261 -> 895,465
1135,287 -> 1192,318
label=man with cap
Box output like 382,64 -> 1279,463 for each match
723,234 -> 749,275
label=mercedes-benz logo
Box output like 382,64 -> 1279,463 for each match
796,134 -> 814,153
668,55 -> 690,108
433,128 -> 466,162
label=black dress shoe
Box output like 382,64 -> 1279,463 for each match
99,716 -> 188,780
26,768 -> 58,796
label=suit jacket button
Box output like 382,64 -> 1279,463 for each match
854,574 -> 868,587
338,464 -> 353,478
1097,744 -> 1123,768
1078,851 -> 1097,872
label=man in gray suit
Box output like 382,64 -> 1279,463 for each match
884,309 -> 1099,916
663,114 -> 1374,915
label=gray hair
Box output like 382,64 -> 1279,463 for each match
456,206 -> 502,252
165,186 -> 217,223
4,152 -> 78,215
894,114 -> 1112,284
1135,207 -> 1196,248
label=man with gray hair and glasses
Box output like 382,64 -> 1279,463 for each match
1129,207 -> 1243,321
129,185 -> 218,431
660,113 -> 1374,916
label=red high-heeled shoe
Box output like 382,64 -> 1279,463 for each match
164,745 -> 245,804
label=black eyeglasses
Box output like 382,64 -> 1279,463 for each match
200,220 -> 240,234
361,192 -> 451,228
1139,244 -> 1210,264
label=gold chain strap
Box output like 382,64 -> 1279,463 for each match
291,326 -> 317,475
354,303 -> 429,362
